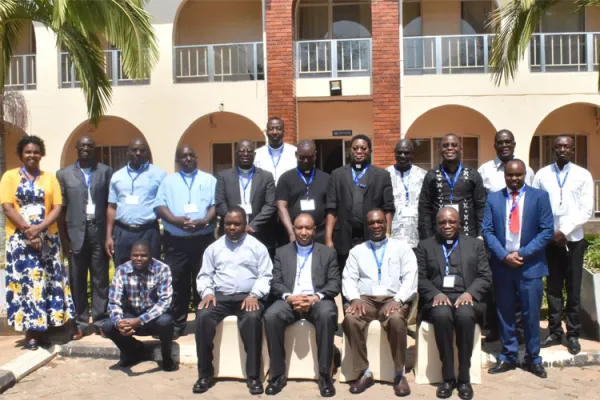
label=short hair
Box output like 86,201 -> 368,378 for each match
17,135 -> 46,157
129,137 -> 148,148
350,134 -> 372,150
225,206 -> 247,223
293,213 -> 315,226
176,144 -> 196,158
436,206 -> 459,220
267,116 -> 284,128
366,208 -> 385,220
131,239 -> 151,253
495,129 -> 515,142
394,138 -> 414,152
554,135 -> 574,145
296,140 -> 316,152
505,158 -> 526,170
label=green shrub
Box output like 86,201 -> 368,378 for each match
584,236 -> 600,273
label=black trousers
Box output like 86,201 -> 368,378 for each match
163,232 -> 214,333
69,224 -> 109,332
263,299 -> 337,378
113,222 -> 161,267
102,312 -> 173,361
195,293 -> 264,379
546,240 -> 588,338
422,294 -> 477,383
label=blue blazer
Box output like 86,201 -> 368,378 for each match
481,185 -> 554,279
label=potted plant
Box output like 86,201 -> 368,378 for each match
582,235 -> 600,341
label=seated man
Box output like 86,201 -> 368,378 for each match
103,240 -> 175,371
264,213 -> 340,397
193,207 -> 273,395
417,207 -> 492,400
342,209 -> 417,396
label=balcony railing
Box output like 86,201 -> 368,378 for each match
5,54 -> 36,90
404,34 -> 493,75
173,42 -> 264,83
595,181 -> 600,217
59,49 -> 149,88
530,32 -> 600,72
296,38 -> 371,78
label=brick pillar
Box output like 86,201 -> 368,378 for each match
371,0 -> 400,167
265,0 -> 297,144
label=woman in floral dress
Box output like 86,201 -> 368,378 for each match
0,135 -> 75,350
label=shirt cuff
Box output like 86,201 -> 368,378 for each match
282,293 -> 292,301
316,292 -> 324,300
139,313 -> 150,325
202,288 -> 215,298
559,223 -> 575,238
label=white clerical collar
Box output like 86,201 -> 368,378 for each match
238,167 -> 252,175
445,238 -> 457,245
296,242 -> 313,254
369,237 -> 388,248
268,144 -> 283,153
181,169 -> 198,177
226,233 -> 247,244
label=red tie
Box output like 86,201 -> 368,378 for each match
510,191 -> 520,234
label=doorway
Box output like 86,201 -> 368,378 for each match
315,139 -> 352,174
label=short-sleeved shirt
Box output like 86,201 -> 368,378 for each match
108,163 -> 166,225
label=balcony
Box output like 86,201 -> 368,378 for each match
173,42 -> 264,83
530,32 -> 600,72
5,54 -> 36,90
296,39 -> 372,78
59,49 -> 149,88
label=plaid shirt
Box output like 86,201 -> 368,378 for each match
108,259 -> 173,326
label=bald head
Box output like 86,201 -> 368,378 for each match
128,137 -> 150,168
296,140 -> 317,172
176,144 -> 198,173
394,138 -> 414,170
436,206 -> 460,240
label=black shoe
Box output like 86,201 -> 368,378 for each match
566,337 -> 581,355
117,355 -> 143,369
488,360 -> 517,374
457,382 -> 474,400
247,378 -> 264,395
318,374 -> 335,397
527,363 -> 547,379
193,377 -> 215,394
349,371 -> 374,394
436,380 -> 455,399
265,375 -> 287,395
162,357 -> 177,372
540,334 -> 562,348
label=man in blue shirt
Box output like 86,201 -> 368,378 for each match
105,138 -> 166,266
156,145 -> 217,338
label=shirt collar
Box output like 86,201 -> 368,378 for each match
554,162 -> 571,174
225,233 -> 247,245
180,169 -> 198,177
296,242 -> 313,254
268,144 -> 283,153
237,167 -> 252,175
493,157 -> 504,169
368,237 -> 388,248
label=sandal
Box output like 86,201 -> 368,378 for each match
25,338 -> 39,351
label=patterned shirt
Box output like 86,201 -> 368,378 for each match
108,259 -> 173,326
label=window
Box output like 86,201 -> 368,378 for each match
403,1 -> 422,37
461,0 -> 493,34
297,0 -> 372,40
410,137 -> 479,170
94,146 -> 130,170
538,2 -> 584,33
528,135 -> 588,171
211,141 -> 266,175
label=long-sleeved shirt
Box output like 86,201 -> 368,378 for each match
342,238 -> 418,304
108,259 -> 173,326
254,143 -> 297,184
478,157 -> 535,194
196,234 -> 273,298
533,162 -> 593,241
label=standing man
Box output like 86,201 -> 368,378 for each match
276,140 -> 330,244
482,159 -> 554,379
194,207 -> 273,395
533,135 -> 594,355
342,209 -> 417,396
325,134 -> 395,270
57,136 -> 113,340
264,213 -> 340,397
215,139 -> 277,254
418,133 -> 487,240
254,117 -> 297,184
155,145 -> 216,338
106,138 -> 166,266
386,139 -> 427,249
417,207 -> 492,400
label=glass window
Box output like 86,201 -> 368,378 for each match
298,5 -> 330,39
94,146 -> 131,170
212,143 -> 233,175
411,136 -> 479,170
461,0 -> 493,35
332,3 -> 372,39
403,2 -> 422,37
529,134 -> 588,171
297,0 -> 372,40
540,2 -> 585,33
411,138 -> 432,170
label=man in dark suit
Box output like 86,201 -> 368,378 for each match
57,136 -> 113,340
482,159 -> 553,379
417,207 -> 492,400
325,134 -> 395,270
215,139 -> 277,255
263,213 -> 340,397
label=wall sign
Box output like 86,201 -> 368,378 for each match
332,130 -> 352,137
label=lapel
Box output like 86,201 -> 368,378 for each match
520,185 -> 533,246
231,168 -> 242,205
498,188 -> 507,243
89,163 -> 101,197
344,164 -> 355,202
363,165 -> 373,196
250,168 -> 259,204
458,236 -> 469,285
310,243 -> 320,288
286,243 -> 299,288
435,238 -> 446,278
71,163 -> 86,187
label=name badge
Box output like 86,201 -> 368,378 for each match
372,283 -> 387,296
443,275 -> 456,289
401,207 -> 416,217
184,203 -> 199,214
448,204 -> 459,212
240,203 -> 253,215
86,203 -> 96,215
125,195 -> 140,205
556,203 -> 568,216
300,199 -> 315,211
21,204 -> 42,221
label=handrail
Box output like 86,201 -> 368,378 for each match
296,38 -> 372,78
5,54 -> 36,90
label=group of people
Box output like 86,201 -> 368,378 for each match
0,116 -> 594,400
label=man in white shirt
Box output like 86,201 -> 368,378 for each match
342,209 -> 417,396
254,117 -> 297,185
533,135 -> 594,355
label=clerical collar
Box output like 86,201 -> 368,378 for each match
352,162 -> 370,171
296,242 -> 313,253
180,169 -> 198,177
369,237 -> 388,248
444,237 -> 458,245
226,233 -> 246,244
268,144 -> 283,152
128,161 -> 149,171
238,166 -> 253,174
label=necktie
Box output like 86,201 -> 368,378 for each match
510,191 -> 520,234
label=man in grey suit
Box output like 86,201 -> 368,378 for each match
215,139 -> 277,255
57,136 -> 113,340
263,213 -> 339,397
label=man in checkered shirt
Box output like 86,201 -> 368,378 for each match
103,239 -> 175,371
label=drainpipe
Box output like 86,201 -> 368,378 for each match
262,0 -> 269,138
399,0 -> 405,139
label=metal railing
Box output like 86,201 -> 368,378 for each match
5,54 -> 36,90
404,34 -> 493,75
530,32 -> 600,72
296,38 -> 371,78
595,181 -> 600,217
173,42 -> 264,83
59,49 -> 149,88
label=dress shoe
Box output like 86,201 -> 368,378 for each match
393,375 -> 411,397
540,334 -> 562,348
488,360 -> 517,374
162,357 -> 177,372
247,378 -> 264,395
318,374 -> 335,397
527,363 -> 547,379
71,329 -> 84,341
349,371 -> 374,394
436,380 -> 455,399
265,375 -> 287,395
117,355 -> 143,368
566,337 -> 581,355
193,377 -> 215,394
457,382 -> 474,400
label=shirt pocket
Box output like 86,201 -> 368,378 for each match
388,259 -> 401,278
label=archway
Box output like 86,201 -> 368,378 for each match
3,124 -> 28,170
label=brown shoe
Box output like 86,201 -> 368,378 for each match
71,329 -> 84,341
349,371 -> 374,394
393,375 -> 411,397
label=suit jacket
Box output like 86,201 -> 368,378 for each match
215,167 -> 277,249
481,185 -> 554,279
416,234 -> 492,322
271,242 -> 341,300
325,164 -> 395,255
56,162 -> 113,252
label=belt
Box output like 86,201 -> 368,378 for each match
115,220 -> 158,232
85,217 -> 96,225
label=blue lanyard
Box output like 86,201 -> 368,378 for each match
238,167 -> 255,203
369,240 -> 387,281
400,167 -> 411,203
296,167 -> 315,199
442,239 -> 459,275
21,166 -> 39,199
268,146 -> 283,171
77,162 -> 92,189
179,170 -> 198,204
507,187 -> 526,223
553,163 -> 570,204
441,162 -> 463,202
296,246 -> 314,283
352,165 -> 370,188
126,162 -> 149,194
